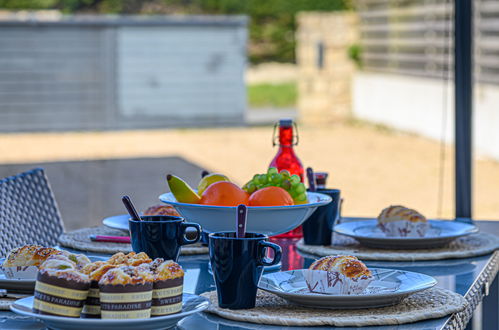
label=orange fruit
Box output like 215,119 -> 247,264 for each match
199,181 -> 249,206
249,186 -> 294,206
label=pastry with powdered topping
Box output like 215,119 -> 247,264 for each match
306,255 -> 373,295
377,205 -> 428,237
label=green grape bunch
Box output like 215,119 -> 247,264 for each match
242,167 -> 308,204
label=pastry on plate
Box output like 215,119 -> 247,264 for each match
2,245 -> 61,267
33,259 -> 90,317
143,204 -> 180,217
377,205 -> 428,237
306,255 -> 373,295
139,259 -> 184,316
1,245 -> 64,279
98,266 -> 154,319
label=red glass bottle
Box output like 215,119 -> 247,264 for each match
270,119 -> 304,238
269,119 -> 304,180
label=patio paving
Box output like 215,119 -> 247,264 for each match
0,157 -> 205,230
1,121 -> 498,224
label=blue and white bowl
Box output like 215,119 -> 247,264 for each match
159,192 -> 332,236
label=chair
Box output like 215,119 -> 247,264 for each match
0,168 -> 65,256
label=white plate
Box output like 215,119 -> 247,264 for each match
10,293 -> 208,330
159,192 -> 332,236
258,268 -> 437,309
334,219 -> 479,249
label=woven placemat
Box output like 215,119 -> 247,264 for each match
297,232 -> 499,261
58,226 -> 208,255
202,287 -> 466,327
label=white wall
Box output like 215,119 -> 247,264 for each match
353,72 -> 499,160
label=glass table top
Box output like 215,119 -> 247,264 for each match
1,220 -> 498,330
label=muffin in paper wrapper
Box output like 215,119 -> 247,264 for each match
305,269 -> 373,295
378,220 -> 429,238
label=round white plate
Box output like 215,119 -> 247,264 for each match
10,293 -> 208,330
334,219 -> 478,249
103,214 -> 130,232
258,268 -> 437,309
159,191 -> 332,236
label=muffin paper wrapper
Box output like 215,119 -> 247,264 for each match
99,282 -> 153,319
378,220 -> 429,238
81,281 -> 100,318
33,272 -> 90,318
1,265 -> 38,279
305,269 -> 373,295
151,277 -> 183,316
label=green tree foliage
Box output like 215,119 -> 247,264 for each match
0,0 -> 350,63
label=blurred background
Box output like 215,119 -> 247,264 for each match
0,0 -> 498,230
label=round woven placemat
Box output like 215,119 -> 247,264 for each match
297,233 -> 499,261
202,287 -> 466,327
58,226 -> 208,255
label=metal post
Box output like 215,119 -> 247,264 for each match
454,0 -> 473,222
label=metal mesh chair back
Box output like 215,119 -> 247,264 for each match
0,168 -> 65,257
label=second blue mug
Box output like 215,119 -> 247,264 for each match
209,232 -> 281,309
129,215 -> 201,261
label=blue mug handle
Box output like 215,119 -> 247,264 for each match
258,241 -> 282,266
180,222 -> 202,245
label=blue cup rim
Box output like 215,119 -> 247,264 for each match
129,215 -> 184,223
209,231 -> 268,240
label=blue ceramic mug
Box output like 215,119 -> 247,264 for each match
209,232 -> 281,309
302,189 -> 341,246
129,215 -> 201,261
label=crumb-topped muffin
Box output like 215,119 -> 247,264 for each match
139,259 -> 184,316
2,245 -> 62,268
98,266 -> 154,319
79,261 -> 117,318
33,260 -> 90,317
107,252 -> 152,267
306,255 -> 373,295
377,205 -> 428,237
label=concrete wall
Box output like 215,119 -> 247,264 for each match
353,71 -> 499,161
296,12 -> 359,125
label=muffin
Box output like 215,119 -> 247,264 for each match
377,205 -> 428,237
107,252 -> 152,267
33,259 -> 90,317
44,253 -> 91,271
139,259 -> 184,316
98,266 -> 154,319
80,261 -> 117,318
306,255 -> 373,295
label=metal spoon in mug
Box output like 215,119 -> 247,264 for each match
236,204 -> 247,238
122,195 -> 142,221
306,167 -> 316,192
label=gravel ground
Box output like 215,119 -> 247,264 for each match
0,121 -> 498,220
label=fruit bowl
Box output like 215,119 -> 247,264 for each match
158,192 -> 332,236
